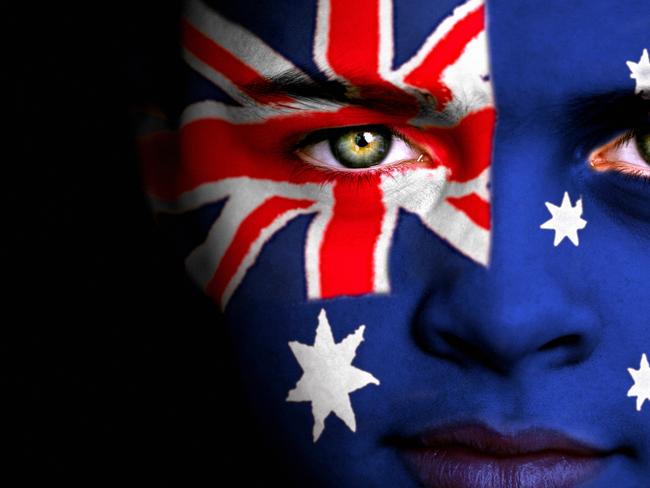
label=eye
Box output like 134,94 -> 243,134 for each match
294,125 -> 429,171
590,128 -> 650,179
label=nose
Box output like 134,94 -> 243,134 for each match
413,133 -> 603,375
412,265 -> 601,374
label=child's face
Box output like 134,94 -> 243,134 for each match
140,0 -> 650,486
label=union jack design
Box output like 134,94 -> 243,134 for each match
139,0 -> 495,310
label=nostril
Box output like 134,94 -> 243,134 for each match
439,330 -> 481,358
438,331 -> 506,373
538,333 -> 583,351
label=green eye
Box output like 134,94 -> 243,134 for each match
329,128 -> 392,168
636,129 -> 650,164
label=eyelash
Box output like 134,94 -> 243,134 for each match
590,126 -> 650,182
289,125 -> 430,184
613,128 -> 639,148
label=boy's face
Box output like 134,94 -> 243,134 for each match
140,0 -> 650,486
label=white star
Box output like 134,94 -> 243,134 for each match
286,308 -> 380,442
627,48 -> 650,98
628,353 -> 650,412
540,191 -> 587,247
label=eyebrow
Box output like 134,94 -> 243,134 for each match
555,90 -> 650,145
245,72 -> 650,134
542,89 -> 650,162
243,68 -> 432,118
566,90 -> 650,126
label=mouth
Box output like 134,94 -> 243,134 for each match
390,422 -> 616,488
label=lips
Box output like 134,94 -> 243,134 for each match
393,422 -> 613,488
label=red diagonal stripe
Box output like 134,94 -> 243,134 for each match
444,107 -> 495,182
182,19 -> 291,105
404,5 -> 485,107
320,174 -> 385,298
446,192 -> 490,230
205,196 -> 315,303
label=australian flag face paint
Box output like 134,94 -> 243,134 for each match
138,0 -> 650,486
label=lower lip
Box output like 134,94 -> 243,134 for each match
400,446 -> 606,488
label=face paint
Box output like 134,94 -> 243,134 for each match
138,0 -> 650,486
142,0 -> 494,308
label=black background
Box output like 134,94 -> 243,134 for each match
5,2 -> 292,485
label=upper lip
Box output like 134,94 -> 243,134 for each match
396,421 -> 613,457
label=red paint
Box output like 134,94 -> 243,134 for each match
445,107 -> 495,182
404,5 -> 485,108
205,196 -> 315,303
142,2 -> 495,305
327,0 -> 381,79
319,175 -> 385,297
142,107 -> 411,199
182,20 -> 292,105
446,192 -> 491,230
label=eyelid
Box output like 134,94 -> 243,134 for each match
292,124 -> 432,172
293,124 -> 405,150
589,128 -> 650,179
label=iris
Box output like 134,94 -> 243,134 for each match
329,128 -> 392,168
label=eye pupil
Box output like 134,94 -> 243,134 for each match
330,128 -> 391,169
355,132 -> 373,148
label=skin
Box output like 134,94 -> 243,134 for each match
141,0 -> 650,486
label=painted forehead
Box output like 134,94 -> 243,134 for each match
202,0 -> 464,78
185,0 -> 493,125
193,0 -> 648,101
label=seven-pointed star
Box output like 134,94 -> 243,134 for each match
628,353 -> 650,412
286,308 -> 380,442
540,191 -> 587,247
627,48 -> 650,98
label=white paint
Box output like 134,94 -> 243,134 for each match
390,0 -> 484,83
180,178 -> 331,290
221,203 -> 319,308
627,48 -> 650,99
286,309 -> 380,442
373,206 -> 398,293
304,207 -> 333,299
445,167 -> 490,200
380,167 -> 490,266
185,189 -> 270,288
440,30 -> 494,119
185,0 -> 305,83
182,49 -> 253,106
313,0 -> 334,79
162,0 -> 496,308
378,0 -> 395,80
539,191 -> 587,247
628,353 -> 650,412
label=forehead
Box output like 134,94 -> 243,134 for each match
208,0 -> 463,73
488,0 -> 649,108
200,0 -> 649,102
